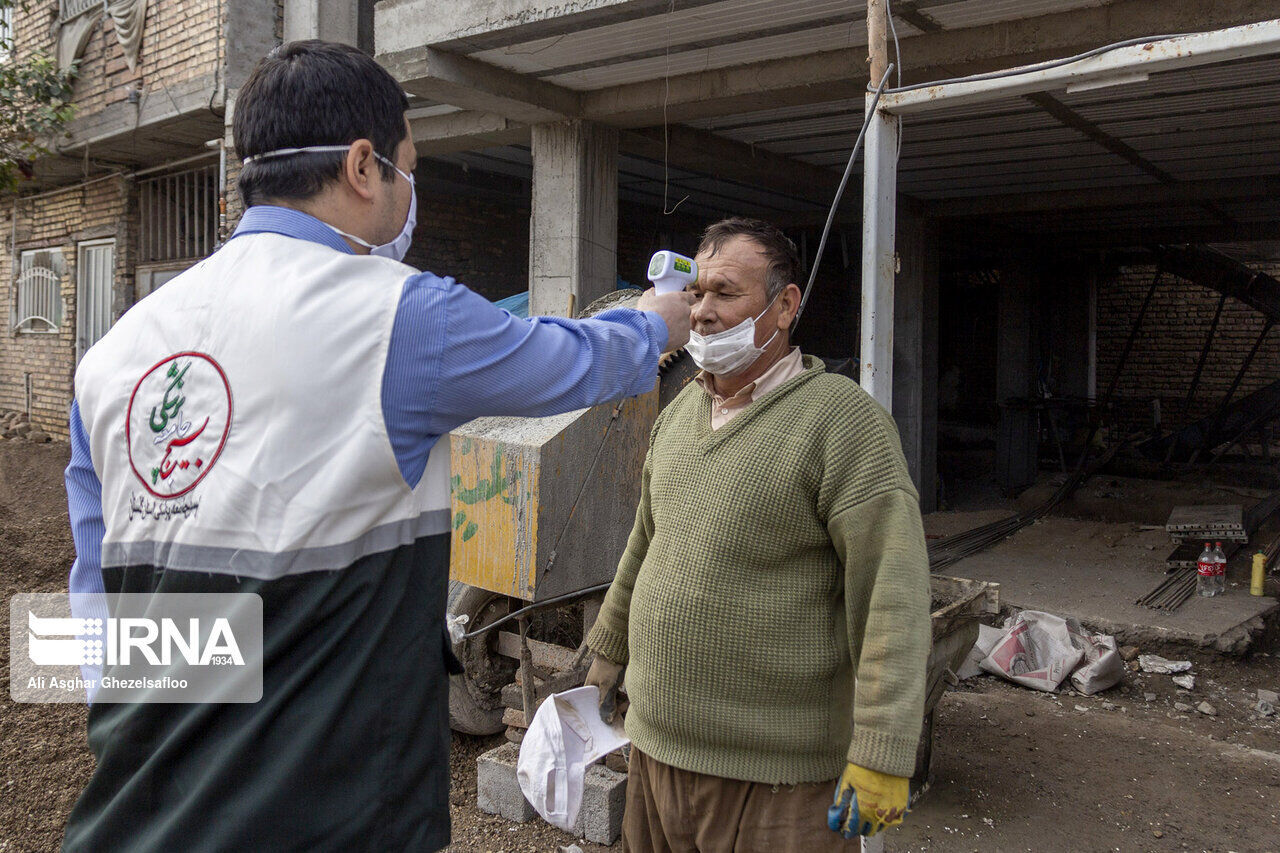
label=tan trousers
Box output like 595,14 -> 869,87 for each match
620,748 -> 860,853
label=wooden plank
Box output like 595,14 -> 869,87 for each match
1166,504 -> 1245,532
496,631 -> 581,672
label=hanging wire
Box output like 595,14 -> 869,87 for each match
792,63 -> 894,326
660,0 -> 689,215
883,0 -> 903,89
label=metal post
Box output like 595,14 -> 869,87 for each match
860,99 -> 899,409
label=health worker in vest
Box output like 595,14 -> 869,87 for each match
584,218 -> 931,850
61,40 -> 693,852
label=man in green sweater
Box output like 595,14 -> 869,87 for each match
586,218 -> 931,850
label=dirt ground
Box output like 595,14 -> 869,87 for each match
2,438 -> 1278,852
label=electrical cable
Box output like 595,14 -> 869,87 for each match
459,582 -> 612,641
793,63 -> 894,327
883,32 -> 1198,94
883,0 -> 903,89
883,0 -> 904,158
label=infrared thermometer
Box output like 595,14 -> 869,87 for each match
647,251 -> 698,294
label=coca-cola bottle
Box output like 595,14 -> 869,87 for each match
1197,542 -> 1217,597
1214,541 -> 1228,594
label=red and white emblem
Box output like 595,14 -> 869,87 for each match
126,352 -> 232,499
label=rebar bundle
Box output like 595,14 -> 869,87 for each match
927,443 -> 1122,573
1135,568 -> 1198,611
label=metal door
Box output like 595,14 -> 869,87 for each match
77,239 -> 115,361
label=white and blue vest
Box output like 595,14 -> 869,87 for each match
76,232 -> 452,576
65,233 -> 458,852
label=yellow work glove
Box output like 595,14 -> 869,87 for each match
584,653 -> 626,724
827,762 -> 910,838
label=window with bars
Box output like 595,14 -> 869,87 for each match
13,248 -> 65,333
77,239 -> 115,359
139,164 -> 218,264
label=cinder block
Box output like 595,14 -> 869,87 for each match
573,762 -> 628,846
476,742 -> 534,823
476,742 -> 628,844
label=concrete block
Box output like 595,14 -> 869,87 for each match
573,762 -> 628,845
476,742 -> 534,823
475,742 -> 628,844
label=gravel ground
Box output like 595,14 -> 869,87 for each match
2,438 -> 1278,852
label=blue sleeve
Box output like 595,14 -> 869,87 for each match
382,272 -> 667,488
66,400 -> 108,698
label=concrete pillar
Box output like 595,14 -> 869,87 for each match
529,120 -> 618,318
893,211 -> 939,512
1043,258 -> 1094,401
283,0 -> 361,47
995,268 -> 1039,495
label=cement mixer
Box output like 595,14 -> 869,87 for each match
444,288 -> 700,736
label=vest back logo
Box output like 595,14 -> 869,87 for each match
126,352 -> 232,499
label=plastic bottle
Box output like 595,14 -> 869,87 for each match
1197,542 -> 1217,597
1214,541 -> 1227,594
1253,550 -> 1267,597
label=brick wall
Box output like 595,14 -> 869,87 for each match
14,0 -> 223,121
0,177 -> 135,438
1097,262 -> 1280,436
402,188 -> 531,302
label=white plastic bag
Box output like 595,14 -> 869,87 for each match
956,624 -> 1003,680
1066,623 -> 1124,695
980,611 -> 1083,692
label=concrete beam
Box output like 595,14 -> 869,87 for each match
574,0 -> 1280,127
619,125 -> 842,210
995,269 -> 1039,495
379,0 -> 1280,138
225,0 -> 283,92
383,48 -> 583,124
530,121 -> 618,317
284,0 -> 360,45
56,72 -> 224,165
893,212 -> 939,512
581,48 -> 869,128
409,110 -> 530,155
928,175 -> 1280,218
375,0 -> 722,55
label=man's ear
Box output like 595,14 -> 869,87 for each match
778,282 -> 803,329
341,139 -> 378,202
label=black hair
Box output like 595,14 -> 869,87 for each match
234,40 -> 410,207
697,217 -> 804,300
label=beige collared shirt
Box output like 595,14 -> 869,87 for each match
695,346 -> 806,429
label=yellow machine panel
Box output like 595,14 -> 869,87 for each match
449,386 -> 660,601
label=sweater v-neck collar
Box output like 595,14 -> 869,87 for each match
692,356 -> 828,450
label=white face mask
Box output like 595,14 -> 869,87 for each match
242,144 -> 417,262
686,292 -> 781,376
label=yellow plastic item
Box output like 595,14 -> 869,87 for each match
1252,551 -> 1267,596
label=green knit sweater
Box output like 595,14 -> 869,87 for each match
586,357 -> 931,783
